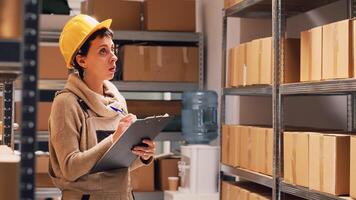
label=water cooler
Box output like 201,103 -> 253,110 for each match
164,91 -> 220,200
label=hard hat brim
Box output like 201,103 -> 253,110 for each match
67,18 -> 112,68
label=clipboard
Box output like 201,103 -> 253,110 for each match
90,114 -> 173,173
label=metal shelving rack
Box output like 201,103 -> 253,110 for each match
29,24 -> 205,200
1,12 -> 203,200
0,1 -> 40,200
39,30 -> 204,92
220,0 -> 356,200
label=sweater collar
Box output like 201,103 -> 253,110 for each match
64,73 -> 127,117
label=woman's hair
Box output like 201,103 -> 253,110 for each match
73,27 -> 114,79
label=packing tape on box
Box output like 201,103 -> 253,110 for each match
183,47 -> 189,64
140,46 -> 151,72
139,46 -> 144,55
291,133 -> 297,184
157,46 -> 163,67
180,47 -> 188,80
243,64 -> 247,87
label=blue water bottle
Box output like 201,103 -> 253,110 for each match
182,90 -> 218,144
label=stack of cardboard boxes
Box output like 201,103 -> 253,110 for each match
81,0 -> 198,83
221,181 -> 271,200
122,45 -> 198,82
227,37 -> 300,87
301,19 -> 354,81
221,125 -> 273,176
284,132 -> 351,196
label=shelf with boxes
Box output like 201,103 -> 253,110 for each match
37,29 -> 203,92
221,0 -> 356,200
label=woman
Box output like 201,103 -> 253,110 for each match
48,14 -> 155,200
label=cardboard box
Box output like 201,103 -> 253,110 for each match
237,43 -> 247,86
0,0 -> 21,39
221,181 -> 231,200
39,43 -> 68,79
283,39 -> 301,83
131,162 -> 155,191
224,0 -> 242,9
155,157 -> 180,191
16,102 -> 52,131
229,125 -> 240,167
36,154 -> 54,187
322,19 -> 353,80
221,124 -> 230,166
83,0 -> 141,31
309,133 -> 350,195
283,132 -> 309,187
144,0 -> 195,32
248,37 -> 299,84
351,136 -> 356,198
239,188 -> 250,200
230,183 -> 239,199
247,41 -> 260,85
122,45 -> 199,82
126,100 -> 181,118
240,126 -> 251,169
250,127 -> 260,172
255,127 -> 267,174
300,26 -> 322,82
260,38 -> 272,85
0,149 -> 20,200
227,47 -> 237,87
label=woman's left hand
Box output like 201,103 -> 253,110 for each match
132,139 -> 156,161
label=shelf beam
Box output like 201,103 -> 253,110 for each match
14,131 -> 184,142
223,86 -> 272,96
37,80 -> 198,92
221,164 -> 273,188
280,182 -> 349,200
281,79 -> 356,95
40,30 -> 200,43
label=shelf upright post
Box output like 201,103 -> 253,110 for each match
198,32 -> 205,90
348,0 -> 356,18
221,14 -> 228,125
272,0 -> 286,199
219,12 -> 228,200
1,81 -> 15,148
347,94 -> 356,132
347,0 -> 356,132
20,0 -> 40,199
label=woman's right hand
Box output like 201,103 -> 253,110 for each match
112,114 -> 137,143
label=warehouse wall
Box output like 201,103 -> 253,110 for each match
202,0 -> 348,131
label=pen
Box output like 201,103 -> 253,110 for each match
110,106 -> 126,115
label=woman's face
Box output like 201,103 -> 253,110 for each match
83,36 -> 117,81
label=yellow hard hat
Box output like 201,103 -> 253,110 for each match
59,14 -> 112,68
